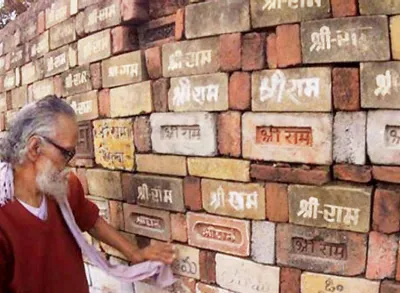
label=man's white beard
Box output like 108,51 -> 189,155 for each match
36,159 -> 70,203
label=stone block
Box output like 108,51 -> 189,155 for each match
359,0 -> 400,15
391,16 -> 400,60
46,0 -> 70,29
333,67 -> 360,111
172,244 -> 200,279
196,283 -> 233,293
90,62 -> 102,89
120,0 -> 149,23
171,213 -> 187,243
111,26 -> 139,55
86,169 -> 122,200
184,176 -> 202,211
49,17 -> 76,50
136,154 -> 187,176
217,111 -> 241,157
152,78 -> 169,112
108,200 -> 124,230
169,73 -> 228,112
61,65 -> 92,96
149,0 -> 188,18
145,46 -> 162,80
242,113 -> 333,164
83,0 -> 121,34
229,71 -> 250,110
280,267 -> 301,293
0,56 -> 5,75
4,69 -> 20,91
381,281 -> 400,293
276,24 -> 302,68
9,47 -> 25,69
21,61 -> 43,86
133,116 -> 151,152
0,93 -> 8,112
10,86 -> 27,109
277,223 -> 367,275
373,166 -> 400,184
333,164 -> 372,183
98,89 -> 110,117
150,112 -> 217,156
331,0 -> 357,17
199,250 -> 216,284
266,33 -> 278,69
138,14 -> 177,49
32,78 -> 55,101
266,183 -> 289,222
220,33 -> 241,72
187,212 -> 250,256
302,16 -> 390,63
44,45 -> 69,77
373,187 -> 400,234
251,221 -> 275,264
252,67 -> 332,112
78,29 -> 111,65
242,32 -> 265,71
67,90 -> 98,121
202,179 -> 265,219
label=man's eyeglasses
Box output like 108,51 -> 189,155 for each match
40,136 -> 76,163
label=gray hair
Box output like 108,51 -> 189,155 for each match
0,95 -> 76,164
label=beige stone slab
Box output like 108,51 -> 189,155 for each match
136,154 -> 187,176
67,90 -> 98,121
61,65 -> 92,96
391,16 -> 400,60
4,69 -> 20,91
102,50 -> 147,88
46,0 -> 70,29
302,16 -> 390,63
21,61 -> 44,85
50,17 -> 77,50
0,93 -> 7,112
32,78 -> 55,101
251,0 -> 330,28
78,29 -> 111,65
172,244 -> 200,279
29,31 -> 49,60
359,0 -> 400,15
44,45 -> 69,77
162,37 -> 220,77
252,67 -> 332,112
242,112 -> 333,164
288,184 -> 372,233
202,179 -> 265,220
109,81 -> 153,118
11,86 -> 27,109
169,73 -> 228,112
86,169 -> 123,200
83,0 -> 121,34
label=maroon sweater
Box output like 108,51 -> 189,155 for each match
0,173 -> 99,293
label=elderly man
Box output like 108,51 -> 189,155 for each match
0,95 -> 175,293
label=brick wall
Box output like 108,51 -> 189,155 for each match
1,0 -> 400,292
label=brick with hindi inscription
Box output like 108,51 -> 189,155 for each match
9,47 -> 24,69
187,212 -> 250,256
50,18 -> 77,50
301,272 -> 380,293
83,0 -> 121,34
162,37 -> 220,78
61,65 -> 92,96
251,0 -> 331,28
169,73 -> 228,112
289,184 -> 372,233
93,118 -> 135,171
242,113 -> 332,165
11,86 -> 27,109
78,29 -> 111,65
44,45 -> 69,77
302,16 -> 390,64
130,174 -> 185,212
359,0 -> 400,15
67,90 -> 98,121
123,204 -> 171,241
252,67 -> 332,112
202,179 -> 265,220
367,110 -> 400,165
361,62 -> 400,109
138,14 -> 177,49
277,223 -> 367,275
172,244 -> 200,279
76,121 -> 94,159
29,31 -> 49,59
21,61 -> 44,85
102,50 -> 147,88
3,69 -> 20,91
216,254 -> 279,293
150,112 -> 217,156
185,0 -> 250,39
109,81 -> 152,118
45,0 -> 70,29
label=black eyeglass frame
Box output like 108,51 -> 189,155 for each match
40,136 -> 76,163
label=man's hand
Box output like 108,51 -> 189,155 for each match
139,241 -> 176,264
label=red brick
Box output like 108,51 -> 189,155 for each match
266,183 -> 288,223
121,0 -> 149,24
0,113 -> 5,131
171,213 -> 188,243
366,231 -> 398,280
133,116 -> 152,153
333,164 -> 372,183
175,8 -> 185,41
373,166 -> 400,184
199,250 -> 216,284
333,68 -> 360,111
111,26 -> 139,55
242,32 -> 265,71
280,267 -> 301,293
90,62 -> 102,89
373,188 -> 400,234
54,75 -> 63,98
37,11 -> 46,34
266,33 -> 277,69
251,164 -> 331,186
152,78 -> 169,112
381,280 -> 400,293
109,200 -> 124,230
217,111 -> 241,157
397,248 -> 400,281
228,71 -> 250,110
145,46 -> 162,80
98,89 -> 110,117
76,168 -> 89,195
331,0 -> 357,17
220,33 -> 241,72
183,176 -> 202,211
122,173 -> 135,203
276,24 -> 301,68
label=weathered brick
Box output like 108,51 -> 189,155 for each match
359,0 -> 400,15
86,169 -> 122,200
0,93 -> 8,112
276,24 -> 301,68
266,33 -> 277,69
45,0 -> 70,29
10,86 -> 27,109
144,46 -> 162,80
175,8 -> 185,41
333,164 -> 372,183
138,14 -> 177,49
242,32 -> 265,71
61,65 -> 92,96
74,121 -> 95,163
373,187 -> 400,234
217,111 -> 241,157
381,280 -> 400,293
136,154 -> 187,176
373,166 -> 400,183
78,29 -> 111,65
199,250 -> 216,284
184,176 -> 202,211
88,195 -> 110,223
219,33 -> 241,72
196,283 -> 232,293
266,183 -> 289,222
333,67 -> 360,111
188,158 -> 250,182
277,223 -> 367,276
0,56 -> 6,75
229,71 -> 250,110
391,16 -> 400,60
0,113 -> 6,131
67,90 -> 98,121
251,221 -> 275,264
331,0 -> 357,17
9,46 -> 25,69
44,46 -> 69,77
172,244 -> 199,279
185,0 -> 250,39
37,11 -> 46,34
68,43 -> 78,68
171,213 -> 188,243
98,89 -> 110,117
120,0 -> 149,24
108,200 -> 124,230
280,267 -> 301,293
4,69 -> 20,91
90,62 -> 102,89
133,116 -> 151,153
32,78 -> 55,101
187,212 -> 250,256
49,17 -> 76,50
76,168 -> 89,195
149,0 -> 188,19
366,231 -> 398,280
83,0 -> 121,34
152,78 -> 169,112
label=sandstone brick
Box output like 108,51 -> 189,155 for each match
373,166 -> 400,184
199,250 -> 216,284
242,32 -> 265,71
32,78 -> 55,101
37,11 -> 46,34
83,0 -> 121,34
171,213 -> 188,243
49,17 -> 76,50
266,183 -> 289,222
219,33 -> 241,72
133,116 -> 151,153
188,158 -> 250,182
9,46 -> 25,69
276,24 -> 301,68
54,75 -> 63,98
68,43 -> 78,68
98,89 -> 110,117
88,62 -> 101,90
121,172 -> 136,203
266,33 -> 277,69
149,0 -> 188,19
333,164 -> 372,183
61,65 -> 92,96
359,0 -> 400,15
251,221 -> 275,264
175,8 -> 185,41
280,267 -> 301,293
78,29 -> 111,65
3,69 -> 20,91
76,168 -> 89,195
67,90 -> 98,121
145,46 -> 162,80
185,0 -> 250,39
75,12 -> 85,38
152,78 -> 169,112
277,223 -> 367,276
229,71 -> 250,110
184,176 -> 202,211
373,188 -> 400,234
10,86 -> 27,109
172,244 -> 199,279
0,113 -> 4,132
392,16 -> 400,60
45,0 -> 70,29
217,111 -> 241,157
366,231 -> 398,280
86,169 -> 122,200
0,93 -> 8,112
331,0 -> 357,17
187,212 -> 250,256
138,14 -> 177,49
196,283 -> 232,293
381,280 -> 400,293
120,0 -> 149,24
136,154 -> 187,176
108,200 -> 124,230
111,26 -> 138,55
333,68 -> 360,111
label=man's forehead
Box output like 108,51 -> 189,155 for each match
52,115 -> 78,146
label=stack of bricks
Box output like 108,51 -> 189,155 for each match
1,0 -> 400,292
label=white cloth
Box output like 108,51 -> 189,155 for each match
17,196 -> 48,221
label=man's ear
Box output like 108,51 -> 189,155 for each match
26,136 -> 42,162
